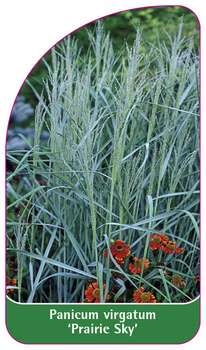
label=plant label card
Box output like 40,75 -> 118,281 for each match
6,5 -> 200,345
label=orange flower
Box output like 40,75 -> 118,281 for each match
128,257 -> 150,274
6,277 -> 16,293
171,275 -> 186,289
133,287 -> 156,303
84,282 -> 109,303
161,241 -> 183,255
103,239 -> 130,263
193,275 -> 200,279
149,233 -> 168,250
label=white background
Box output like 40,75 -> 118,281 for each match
0,0 -> 205,349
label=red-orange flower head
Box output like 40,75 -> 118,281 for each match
171,275 -> 186,289
161,241 -> 183,255
193,275 -> 200,280
103,239 -> 130,264
6,277 -> 16,293
133,287 -> 156,303
148,233 -> 168,250
84,282 -> 109,303
128,257 -> 150,274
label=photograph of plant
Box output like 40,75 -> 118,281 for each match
6,6 -> 200,303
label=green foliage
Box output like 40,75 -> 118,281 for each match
19,6 -> 199,109
7,18 -> 199,303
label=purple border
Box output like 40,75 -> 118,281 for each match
5,4 -> 201,346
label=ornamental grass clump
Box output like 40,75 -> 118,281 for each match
6,19 -> 199,303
